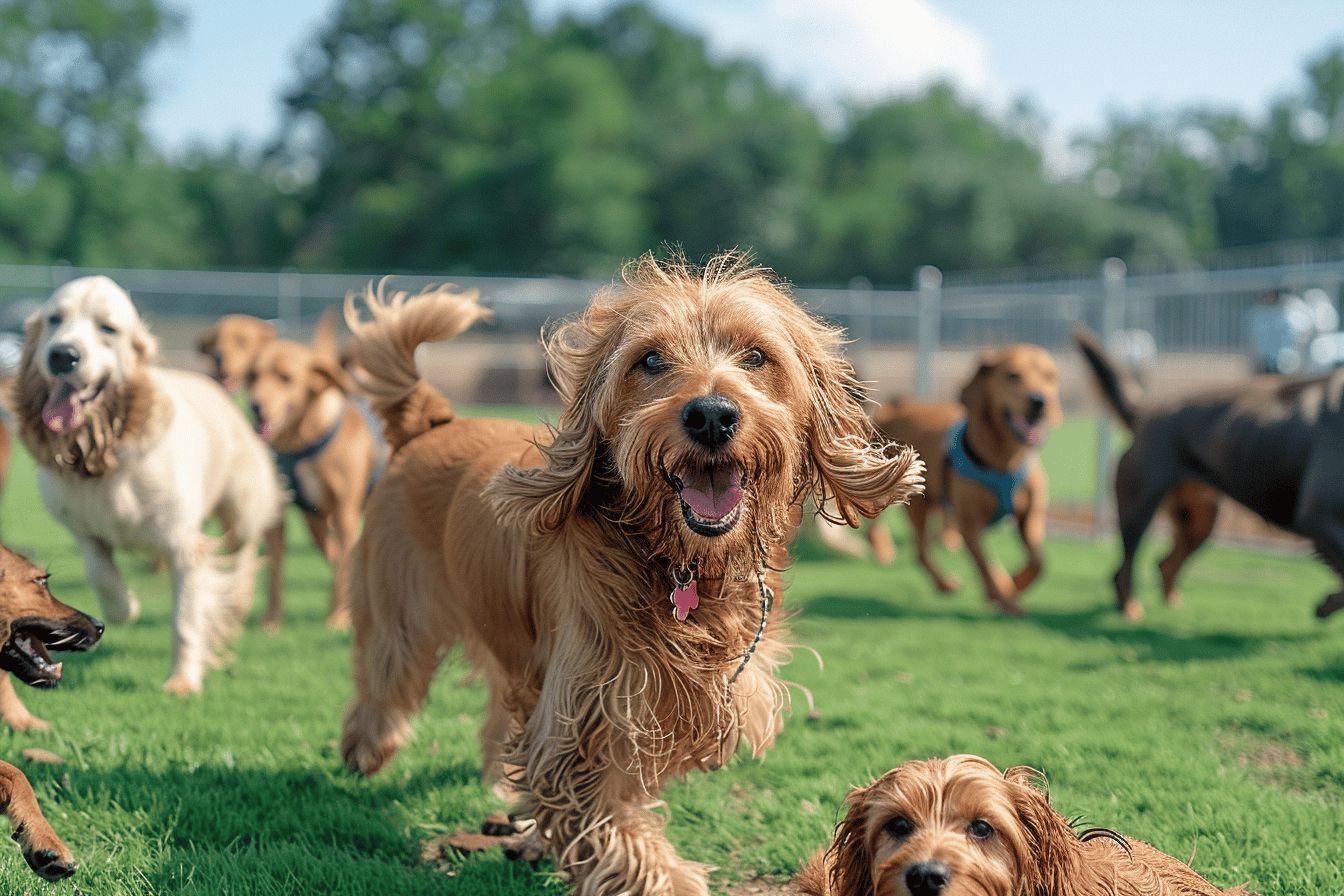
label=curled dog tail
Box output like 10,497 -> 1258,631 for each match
1073,325 -> 1140,431
344,280 -> 491,452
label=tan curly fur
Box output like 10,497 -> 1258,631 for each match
339,252 -> 922,896
799,755 -> 1255,896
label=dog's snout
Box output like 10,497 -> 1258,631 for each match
249,402 -> 263,421
47,344 -> 80,376
89,615 -> 105,639
905,860 -> 951,896
1025,392 -> 1047,422
681,395 -> 739,449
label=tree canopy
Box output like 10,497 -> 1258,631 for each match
1,0 -> 1342,284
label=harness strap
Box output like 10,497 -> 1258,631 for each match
273,415 -> 343,514
944,418 -> 1031,524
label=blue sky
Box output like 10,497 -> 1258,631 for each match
145,0 -> 1344,154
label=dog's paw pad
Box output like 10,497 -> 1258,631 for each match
24,848 -> 75,881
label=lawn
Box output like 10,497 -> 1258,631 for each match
0,421 -> 1339,895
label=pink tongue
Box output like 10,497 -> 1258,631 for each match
1024,424 -> 1045,447
257,420 -> 275,441
41,386 -> 84,433
679,468 -> 743,520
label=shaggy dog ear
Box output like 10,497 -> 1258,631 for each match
14,312 -> 48,420
1005,765 -> 1090,896
958,350 -> 1001,417
487,310 -> 615,534
795,313 -> 924,526
195,324 -> 217,356
827,782 -> 876,896
131,318 -> 158,364
308,354 -> 353,395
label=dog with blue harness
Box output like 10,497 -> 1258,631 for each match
247,335 -> 387,630
865,345 -> 1061,614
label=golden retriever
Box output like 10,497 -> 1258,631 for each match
798,754 -> 1252,896
339,254 -> 923,895
12,276 -> 281,694
246,337 -> 384,629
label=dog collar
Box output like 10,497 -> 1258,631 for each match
944,418 -> 1032,524
667,562 -> 773,685
272,415 -> 343,513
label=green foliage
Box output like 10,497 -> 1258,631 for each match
1,2 -> 1343,280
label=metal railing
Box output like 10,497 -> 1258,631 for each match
4,254 -> 1344,535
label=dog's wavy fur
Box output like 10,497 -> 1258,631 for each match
799,755 -> 1253,896
13,277 -> 280,694
340,253 -> 922,895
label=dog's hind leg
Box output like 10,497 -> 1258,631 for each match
341,551 -> 449,776
261,521 -> 286,632
76,536 -> 139,625
1112,447 -> 1170,621
0,760 -> 75,881
907,498 -> 960,593
163,545 -> 212,696
1158,483 -> 1218,607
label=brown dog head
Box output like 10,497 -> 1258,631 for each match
0,544 -> 102,689
197,315 -> 276,392
490,251 -> 923,574
246,339 -> 350,444
959,345 -> 1061,449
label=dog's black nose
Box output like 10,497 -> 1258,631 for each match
681,395 -> 739,449
47,344 -> 80,375
250,402 -> 263,421
1025,392 -> 1047,423
91,616 -> 105,638
905,860 -> 951,896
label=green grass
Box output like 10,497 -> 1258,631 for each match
0,435 -> 1339,894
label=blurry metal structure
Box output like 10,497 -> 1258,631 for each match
4,253 -> 1344,534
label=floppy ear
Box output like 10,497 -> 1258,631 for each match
487,311 -> 615,535
195,324 -> 218,356
827,783 -> 876,896
312,307 -> 341,362
797,313 -> 924,526
13,312 -> 48,425
958,350 -> 1000,416
130,317 -> 158,364
1005,766 -> 1090,896
308,354 -> 353,395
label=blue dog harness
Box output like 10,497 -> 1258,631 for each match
273,399 -> 387,514
944,418 -> 1031,524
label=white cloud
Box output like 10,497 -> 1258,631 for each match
696,0 -> 993,105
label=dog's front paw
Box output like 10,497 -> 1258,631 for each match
1120,599 -> 1146,622
103,593 -> 141,626
22,846 -> 76,882
324,609 -> 351,631
162,675 -> 201,697
502,827 -> 545,864
1316,592 -> 1344,619
3,712 -> 51,733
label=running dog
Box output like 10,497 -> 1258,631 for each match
868,346 -> 1061,614
246,336 -> 384,630
13,276 -> 281,694
1076,326 -> 1344,620
339,254 -> 923,895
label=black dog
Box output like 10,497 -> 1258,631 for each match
1076,326 -> 1344,621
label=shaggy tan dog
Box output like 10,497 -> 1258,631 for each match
196,314 -> 276,391
798,754 -> 1253,896
339,254 -> 923,895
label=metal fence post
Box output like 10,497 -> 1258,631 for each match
1092,258 -> 1126,537
278,269 -> 302,332
915,265 -> 942,398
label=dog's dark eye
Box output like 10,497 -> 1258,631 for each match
1005,371 -> 1021,383
99,322 -> 118,336
33,575 -> 49,589
637,350 -> 667,374
46,313 -> 61,327
968,819 -> 994,840
741,347 -> 766,369
884,816 -> 914,839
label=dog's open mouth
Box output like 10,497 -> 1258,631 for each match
41,380 -> 104,434
670,464 -> 745,537
0,619 -> 99,689
1006,410 -> 1046,447
255,417 -> 276,442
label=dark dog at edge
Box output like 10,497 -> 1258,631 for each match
1076,326 -> 1344,621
